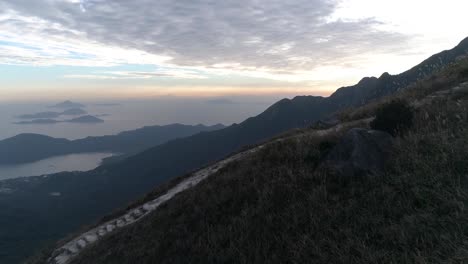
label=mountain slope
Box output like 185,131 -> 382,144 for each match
97,36 -> 468,188
0,134 -> 70,164
4,37 -> 468,264
45,52 -> 468,264
0,124 -> 224,164
328,37 -> 468,108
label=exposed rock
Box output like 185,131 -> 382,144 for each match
124,214 -> 135,222
451,82 -> 468,98
98,229 -> 106,236
84,234 -> 98,243
116,220 -> 125,227
105,224 -> 115,232
133,209 -> 143,217
322,128 -> 394,177
76,239 -> 87,249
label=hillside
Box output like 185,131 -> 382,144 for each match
77,36 -> 468,203
37,53 -> 468,264
0,124 -> 224,165
2,37 -> 468,264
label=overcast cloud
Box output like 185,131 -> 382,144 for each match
0,0 -> 410,74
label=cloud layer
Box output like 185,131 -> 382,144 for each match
0,0 -> 410,76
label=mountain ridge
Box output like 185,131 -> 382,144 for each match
50,101 -> 85,109
3,36 -> 468,264
0,123 -> 225,165
42,41 -> 468,264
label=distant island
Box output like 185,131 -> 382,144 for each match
17,108 -> 87,119
17,111 -> 61,119
61,108 -> 87,116
14,101 -> 108,125
14,115 -> 104,125
14,119 -> 60,125
50,100 -> 85,109
68,115 -> 104,123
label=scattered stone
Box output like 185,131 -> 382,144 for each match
98,229 -> 106,236
76,239 -> 87,249
106,224 -> 115,232
133,209 -> 143,217
46,144 -> 264,264
68,245 -> 79,254
143,202 -> 157,211
85,234 -> 98,243
116,219 -> 125,227
55,255 -> 70,264
124,214 -> 135,222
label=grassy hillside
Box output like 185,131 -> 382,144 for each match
57,59 -> 468,264
20,40 -> 468,264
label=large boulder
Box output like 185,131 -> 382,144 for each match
322,128 -> 394,177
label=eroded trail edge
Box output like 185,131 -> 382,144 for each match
48,147 -> 262,264
47,118 -> 368,264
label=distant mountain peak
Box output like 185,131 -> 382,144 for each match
458,36 -> 468,47
356,76 -> 378,85
379,72 -> 391,79
50,100 -> 85,109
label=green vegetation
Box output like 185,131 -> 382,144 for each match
370,100 -> 413,136
64,75 -> 468,263
23,40 -> 468,264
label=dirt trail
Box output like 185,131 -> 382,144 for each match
48,146 -> 262,264
47,118 -> 369,264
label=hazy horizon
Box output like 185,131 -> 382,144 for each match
0,96 -> 281,140
1,0 -> 468,101
1,2 -> 468,264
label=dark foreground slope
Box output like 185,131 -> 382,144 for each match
0,124 -> 224,165
4,38 -> 468,264
64,57 -> 468,264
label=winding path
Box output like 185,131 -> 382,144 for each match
47,117 -> 372,264
48,147 -> 263,264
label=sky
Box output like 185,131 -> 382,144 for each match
1,0 -> 468,101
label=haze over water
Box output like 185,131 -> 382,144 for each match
0,97 -> 275,140
0,153 -> 114,180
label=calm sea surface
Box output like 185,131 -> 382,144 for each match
0,98 -> 273,140
0,98 -> 275,179
0,152 -> 114,180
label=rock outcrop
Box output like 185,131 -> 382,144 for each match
322,128 -> 394,177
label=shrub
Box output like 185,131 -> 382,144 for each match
460,67 -> 468,79
370,100 -> 414,136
